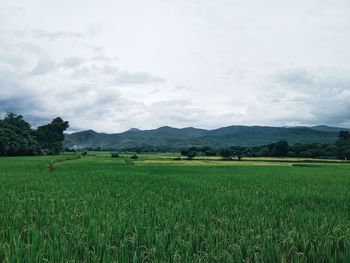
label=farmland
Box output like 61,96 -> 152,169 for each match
1,153 -> 350,262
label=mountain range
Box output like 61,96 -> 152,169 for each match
64,125 -> 349,150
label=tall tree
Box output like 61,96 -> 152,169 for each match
0,113 -> 38,156
336,131 -> 350,160
271,140 -> 289,157
219,148 -> 234,160
339,131 -> 350,140
35,117 -> 69,154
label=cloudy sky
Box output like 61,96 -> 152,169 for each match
1,0 -> 350,132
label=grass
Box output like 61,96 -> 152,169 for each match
1,153 -> 350,262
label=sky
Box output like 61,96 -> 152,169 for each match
0,0 -> 350,132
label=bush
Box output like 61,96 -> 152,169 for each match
48,161 -> 56,172
111,153 -> 120,158
130,154 -> 138,159
81,151 -> 87,157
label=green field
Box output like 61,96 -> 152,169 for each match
1,154 -> 350,262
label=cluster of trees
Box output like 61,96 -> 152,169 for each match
336,131 -> 350,160
0,113 -> 69,156
180,147 -> 240,160
81,146 -> 173,153
180,131 -> 350,160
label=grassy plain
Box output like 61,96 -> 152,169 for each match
1,153 -> 350,262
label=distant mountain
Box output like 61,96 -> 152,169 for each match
64,124 -> 347,150
310,125 -> 350,133
127,128 -> 141,132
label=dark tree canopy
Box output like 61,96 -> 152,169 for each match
0,113 -> 69,156
186,151 -> 196,160
271,140 -> 289,157
36,117 -> 69,154
0,113 -> 38,156
336,130 -> 350,160
219,148 -> 234,160
338,131 -> 350,140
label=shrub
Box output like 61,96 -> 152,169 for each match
130,154 -> 138,159
48,161 -> 56,172
111,153 -> 120,158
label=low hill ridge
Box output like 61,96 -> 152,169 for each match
64,125 -> 347,149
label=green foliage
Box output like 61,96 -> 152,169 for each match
36,117 -> 69,154
0,113 -> 38,156
181,141 -> 344,160
180,148 -> 190,156
336,131 -> 350,160
1,155 -> 350,261
186,151 -> 196,160
0,113 -> 68,156
271,140 -> 289,157
219,148 -> 234,160
130,154 -> 138,159
48,160 -> 56,172
64,125 -> 341,149
181,148 -> 201,160
338,130 -> 350,140
111,152 -> 120,158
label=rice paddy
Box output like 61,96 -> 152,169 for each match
1,153 -> 350,262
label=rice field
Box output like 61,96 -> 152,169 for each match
1,153 -> 350,262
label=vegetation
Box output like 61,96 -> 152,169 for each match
130,154 -> 138,159
336,131 -> 350,160
1,154 -> 350,261
178,131 -> 350,160
64,125 -> 342,150
36,117 -> 69,154
111,152 -> 120,158
219,148 -> 234,160
181,149 -> 197,160
0,113 -> 38,156
0,113 -> 69,156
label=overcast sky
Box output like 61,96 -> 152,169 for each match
1,0 -> 350,132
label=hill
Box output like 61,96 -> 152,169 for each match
64,125 -> 345,150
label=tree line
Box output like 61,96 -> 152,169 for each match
74,131 -> 350,160
180,131 -> 350,160
0,113 -> 69,156
6,110 -> 346,160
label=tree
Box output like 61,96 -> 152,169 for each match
0,113 -> 69,156
219,148 -> 233,160
236,150 -> 243,161
35,117 -> 69,154
271,140 -> 289,157
336,131 -> 350,160
111,153 -> 120,158
186,151 -> 196,160
0,113 -> 38,156
180,148 -> 190,157
130,154 -> 138,159
339,131 -> 350,140
204,148 -> 217,156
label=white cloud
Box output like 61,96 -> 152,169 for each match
114,71 -> 165,85
0,0 -> 350,132
32,29 -> 84,41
